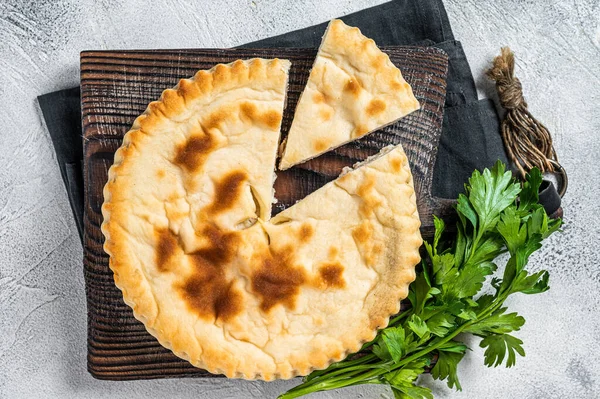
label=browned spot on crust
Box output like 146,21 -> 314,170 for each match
352,124 -> 369,138
337,172 -> 352,184
328,246 -> 339,259
352,221 -> 373,244
298,223 -> 315,243
194,70 -> 213,93
177,224 -> 243,322
177,78 -> 200,99
164,203 -> 188,223
357,175 -> 375,197
248,58 -> 265,79
180,274 -> 243,322
193,224 -> 240,264
167,192 -> 179,202
240,102 -> 282,130
390,157 -> 402,173
314,139 -> 329,152
356,175 -> 381,217
366,98 -> 386,116
319,108 -> 333,121
251,246 -> 307,312
263,110 -> 282,129
213,64 -> 230,85
167,215 -> 346,320
370,54 -> 385,69
313,92 -> 325,103
391,80 -> 404,91
317,262 -> 346,288
206,170 -> 248,215
344,78 -> 362,97
204,108 -> 230,130
155,228 -> 179,272
239,101 -> 256,122
156,169 -> 166,178
372,243 -> 383,257
118,143 -> 135,160
351,219 -> 383,267
174,131 -> 217,172
230,59 -> 247,76
364,243 -> 384,268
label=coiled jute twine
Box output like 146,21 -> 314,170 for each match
487,47 -> 567,197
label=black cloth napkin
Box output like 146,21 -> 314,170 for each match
38,0 -> 511,244
38,87 -> 84,239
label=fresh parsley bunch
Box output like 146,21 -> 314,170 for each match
279,161 -> 561,399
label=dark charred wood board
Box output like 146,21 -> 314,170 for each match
81,46 -> 450,380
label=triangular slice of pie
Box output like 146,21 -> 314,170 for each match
102,59 -> 422,381
279,19 -> 420,170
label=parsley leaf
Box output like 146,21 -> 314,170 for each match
463,235 -> 504,267
392,385 -> 434,399
408,262 -> 439,315
512,270 -> 550,295
407,315 -> 430,340
500,234 -> 543,294
464,308 -> 525,335
431,347 -> 466,390
432,216 -> 445,254
467,161 -> 521,234
426,311 -> 456,337
373,327 -> 406,363
387,359 -> 433,399
517,168 -> 542,214
497,207 -> 527,254
443,260 -> 496,300
454,214 -> 469,267
480,334 -> 525,368
437,341 -> 468,353
385,358 -> 429,386
456,193 -> 478,230
431,253 -> 458,287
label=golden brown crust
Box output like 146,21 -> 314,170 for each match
102,58 -> 422,381
279,19 -> 421,170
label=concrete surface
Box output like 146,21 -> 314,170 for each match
0,0 -> 598,398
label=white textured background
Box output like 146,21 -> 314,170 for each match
0,0 -> 599,398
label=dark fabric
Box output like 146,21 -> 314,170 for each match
244,0 -> 453,48
434,40 -> 478,106
538,180 -> 561,216
37,0 -> 514,242
38,87 -> 84,240
433,99 -> 507,198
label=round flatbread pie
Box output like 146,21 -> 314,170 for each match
101,58 -> 422,380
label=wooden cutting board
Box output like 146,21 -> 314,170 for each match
81,46 -> 450,380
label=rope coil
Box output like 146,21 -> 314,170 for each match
486,47 -> 559,180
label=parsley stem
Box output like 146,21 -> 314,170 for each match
466,228 -> 485,267
389,310 -> 411,326
279,318 -> 480,399
477,291 -> 510,321
303,354 -> 377,382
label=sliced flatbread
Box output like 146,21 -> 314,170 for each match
101,59 -> 422,381
279,19 -> 420,170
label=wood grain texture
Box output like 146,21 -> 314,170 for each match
81,47 -> 449,380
